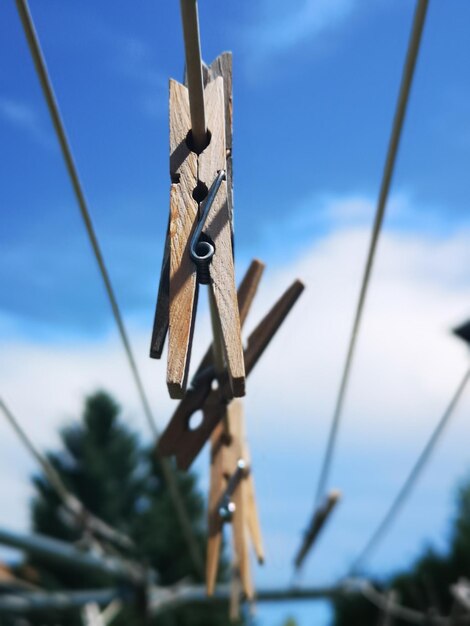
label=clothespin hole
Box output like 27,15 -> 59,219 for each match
193,240 -> 213,260
186,129 -> 212,155
188,410 -> 204,431
192,180 -> 208,203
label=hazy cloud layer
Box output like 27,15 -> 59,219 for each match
1,203 -> 470,583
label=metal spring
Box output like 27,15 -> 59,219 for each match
189,170 -> 226,284
192,239 -> 214,284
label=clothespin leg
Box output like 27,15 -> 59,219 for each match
149,222 -> 170,359
232,481 -> 253,599
167,79 -> 199,398
206,421 -> 226,596
199,77 -> 245,398
246,473 -> 264,564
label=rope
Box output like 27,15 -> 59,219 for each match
313,0 -> 429,509
179,0 -> 207,152
14,0 -> 203,577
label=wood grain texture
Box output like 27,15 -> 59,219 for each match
246,471 -> 264,564
190,259 -> 265,388
167,79 -> 199,399
229,401 -> 253,598
149,218 -> 170,358
206,400 -> 253,598
238,428 -> 264,565
232,482 -> 252,598
243,280 -> 305,375
157,260 -> 265,459
206,420 -> 225,596
233,403 -> 264,567
207,53 -> 233,225
199,78 -> 245,397
157,278 -> 305,470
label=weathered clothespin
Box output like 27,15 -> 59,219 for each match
206,399 -> 263,599
294,490 -> 341,571
156,261 -> 305,470
149,36 -> 244,400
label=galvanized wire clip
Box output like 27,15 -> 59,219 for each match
190,169 -> 226,284
218,458 -> 249,522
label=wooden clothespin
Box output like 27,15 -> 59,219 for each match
206,399 -> 264,599
150,52 -> 245,400
150,53 -> 245,398
156,262 -> 305,470
294,490 -> 341,571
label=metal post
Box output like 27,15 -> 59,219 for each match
0,527 -> 146,585
149,583 -> 345,615
0,589 -> 126,614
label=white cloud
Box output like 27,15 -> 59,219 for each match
1,202 -> 470,583
78,16 -> 167,119
241,0 -> 357,67
0,97 -> 52,148
244,226 -> 470,446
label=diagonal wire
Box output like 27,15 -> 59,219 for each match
313,0 -> 429,510
0,397 -> 134,551
349,365 -> 470,575
14,0 -> 203,577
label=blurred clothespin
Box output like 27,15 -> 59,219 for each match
294,490 -> 341,571
150,51 -> 244,400
156,261 -> 305,470
453,319 -> 470,347
206,399 -> 264,599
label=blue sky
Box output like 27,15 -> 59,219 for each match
2,1 -> 470,624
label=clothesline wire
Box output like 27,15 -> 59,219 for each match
14,0 -> 203,577
313,0 -> 430,512
0,397 -> 134,551
348,365 -> 470,575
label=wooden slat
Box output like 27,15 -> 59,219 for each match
246,472 -> 264,564
237,404 -> 264,566
167,279 -> 305,470
228,403 -> 252,598
206,421 -> 225,596
206,401 -> 253,598
244,280 -> 305,375
191,259 -> 265,387
149,218 -> 170,358
199,77 -> 245,398
157,260 -> 265,458
207,53 -> 233,225
167,79 -> 199,398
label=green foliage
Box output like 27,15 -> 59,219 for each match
332,476 -> 470,625
24,391 -> 234,626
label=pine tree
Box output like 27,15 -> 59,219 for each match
24,391 -> 235,626
332,474 -> 470,625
